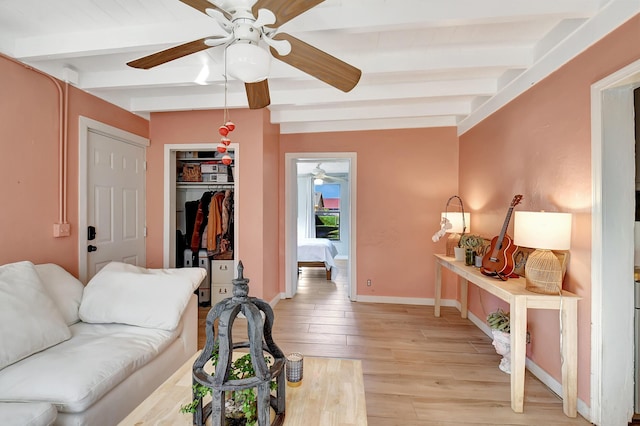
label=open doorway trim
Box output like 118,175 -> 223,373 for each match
284,152 -> 357,300
590,58 -> 640,424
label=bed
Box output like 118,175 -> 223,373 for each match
297,238 -> 338,280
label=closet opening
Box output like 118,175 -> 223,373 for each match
162,143 -> 240,293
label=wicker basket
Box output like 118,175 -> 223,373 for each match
182,163 -> 202,182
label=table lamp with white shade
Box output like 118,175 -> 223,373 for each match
514,211 -> 572,294
432,195 -> 470,258
441,211 -> 470,258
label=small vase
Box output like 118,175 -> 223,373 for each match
465,249 -> 474,266
475,254 -> 483,267
453,247 -> 465,261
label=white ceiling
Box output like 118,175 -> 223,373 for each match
1,0 -> 637,134
297,159 -> 349,175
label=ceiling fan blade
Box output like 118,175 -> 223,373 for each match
127,37 -> 222,69
252,0 -> 324,27
271,33 -> 361,92
180,0 -> 231,20
245,80 -> 271,109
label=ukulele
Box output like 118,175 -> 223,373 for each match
481,195 -> 523,280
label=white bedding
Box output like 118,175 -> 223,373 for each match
297,238 -> 338,270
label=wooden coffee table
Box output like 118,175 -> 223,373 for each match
119,351 -> 367,425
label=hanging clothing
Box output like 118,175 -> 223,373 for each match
220,190 -> 233,253
184,200 -> 199,247
190,192 -> 213,253
206,194 -> 222,255
188,190 -> 234,259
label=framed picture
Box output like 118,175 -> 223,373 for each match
512,246 -> 569,278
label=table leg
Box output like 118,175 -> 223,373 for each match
510,296 -> 527,413
460,278 -> 468,319
434,262 -> 442,317
561,299 -> 578,417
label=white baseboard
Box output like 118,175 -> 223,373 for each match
463,308 -> 591,422
270,293 -> 285,307
355,295 -> 459,306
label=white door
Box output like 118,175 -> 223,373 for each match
85,129 -> 146,279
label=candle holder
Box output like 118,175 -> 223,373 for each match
285,353 -> 304,387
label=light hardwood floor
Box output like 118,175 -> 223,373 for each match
198,260 -> 592,425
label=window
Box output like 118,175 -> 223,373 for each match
314,183 -> 340,240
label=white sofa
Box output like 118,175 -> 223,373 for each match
0,260 -> 206,426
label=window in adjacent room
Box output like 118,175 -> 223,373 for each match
314,183 -> 340,240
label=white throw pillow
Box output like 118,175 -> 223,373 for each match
79,262 -> 206,331
0,261 -> 71,370
34,264 -> 85,326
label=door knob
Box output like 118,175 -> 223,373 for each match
87,245 -> 97,252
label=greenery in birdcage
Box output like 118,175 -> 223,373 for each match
180,345 -> 277,426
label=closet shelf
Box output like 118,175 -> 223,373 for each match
176,183 -> 234,189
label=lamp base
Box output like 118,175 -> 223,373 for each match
445,233 -> 461,257
524,249 -> 563,294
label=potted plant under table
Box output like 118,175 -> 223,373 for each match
486,308 -> 511,374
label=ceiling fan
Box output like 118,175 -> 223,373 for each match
126,0 -> 362,109
312,163 -> 346,183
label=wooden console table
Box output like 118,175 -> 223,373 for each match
433,254 -> 580,417
119,351 -> 367,425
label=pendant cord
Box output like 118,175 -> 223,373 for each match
223,47 -> 229,124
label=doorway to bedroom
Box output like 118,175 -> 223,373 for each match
284,153 -> 357,300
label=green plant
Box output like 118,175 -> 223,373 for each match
180,348 -> 276,426
487,308 -> 510,333
459,234 -> 486,255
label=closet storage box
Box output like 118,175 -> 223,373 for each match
183,249 -> 211,306
212,260 -> 234,304
202,173 -> 229,183
176,151 -> 195,158
181,163 -> 201,182
201,163 -> 219,174
197,250 -> 211,305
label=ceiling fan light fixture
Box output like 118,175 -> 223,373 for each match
226,42 -> 271,83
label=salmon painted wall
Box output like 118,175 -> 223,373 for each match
261,109 -> 281,302
459,14 -> 640,406
147,109 -> 280,299
279,127 -> 460,299
0,56 -> 148,276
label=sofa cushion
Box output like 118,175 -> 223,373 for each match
34,264 -> 84,326
0,321 -> 180,413
0,261 -> 71,370
79,261 -> 205,331
0,402 -> 57,426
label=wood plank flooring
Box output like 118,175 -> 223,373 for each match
198,260 -> 592,425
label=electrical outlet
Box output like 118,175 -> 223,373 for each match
53,223 -> 71,237
366,279 -> 372,286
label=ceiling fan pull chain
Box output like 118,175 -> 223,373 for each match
223,47 -> 229,124
217,46 -> 234,167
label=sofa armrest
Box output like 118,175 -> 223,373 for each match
180,294 -> 198,356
